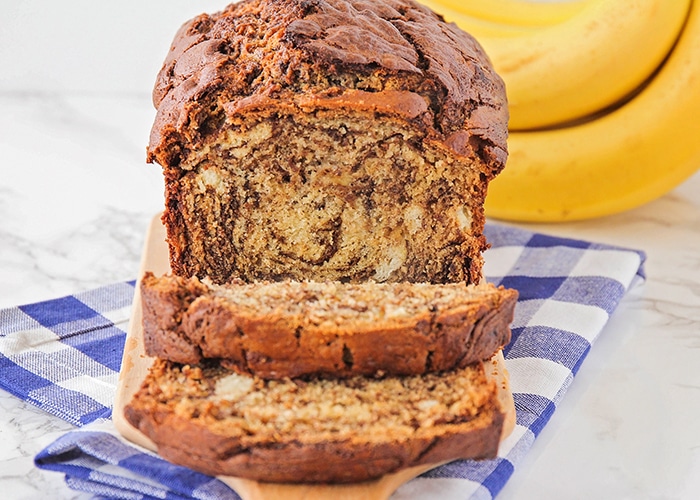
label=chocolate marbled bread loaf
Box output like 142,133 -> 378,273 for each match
140,272 -> 517,379
147,0 -> 508,285
124,354 -> 510,483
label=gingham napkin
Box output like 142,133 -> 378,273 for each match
0,223 -> 645,500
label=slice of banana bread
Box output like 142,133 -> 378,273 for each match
147,0 -> 509,285
140,272 -> 517,379
124,354 -> 508,483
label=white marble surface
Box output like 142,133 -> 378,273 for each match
1,1 -> 699,499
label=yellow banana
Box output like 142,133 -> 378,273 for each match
420,0 -> 538,38
429,0 -> 590,27
451,0 -> 691,130
484,0 -> 700,222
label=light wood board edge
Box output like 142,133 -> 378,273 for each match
113,214 -> 169,452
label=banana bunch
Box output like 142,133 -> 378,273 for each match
421,0 -> 700,222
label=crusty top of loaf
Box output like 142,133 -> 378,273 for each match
147,0 -> 508,170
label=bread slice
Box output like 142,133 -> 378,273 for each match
124,353 -> 511,484
147,0 -> 509,286
140,272 -> 518,379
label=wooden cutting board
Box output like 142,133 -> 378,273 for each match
113,214 -> 516,500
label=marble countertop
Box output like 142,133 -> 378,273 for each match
2,2 -> 699,499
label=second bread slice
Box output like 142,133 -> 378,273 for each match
141,273 -> 517,379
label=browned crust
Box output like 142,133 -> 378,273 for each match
140,272 -> 208,364
147,0 -> 508,170
123,359 -> 505,483
140,272 -> 518,379
136,411 -> 503,483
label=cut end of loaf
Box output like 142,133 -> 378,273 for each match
164,107 -> 490,285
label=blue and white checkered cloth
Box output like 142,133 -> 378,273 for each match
0,223 -> 645,500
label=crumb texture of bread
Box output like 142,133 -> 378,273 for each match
147,0 -> 509,285
124,358 -> 505,483
140,272 -> 518,379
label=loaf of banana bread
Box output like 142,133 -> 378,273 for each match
147,0 -> 508,285
140,272 -> 517,379
128,0 -> 516,484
